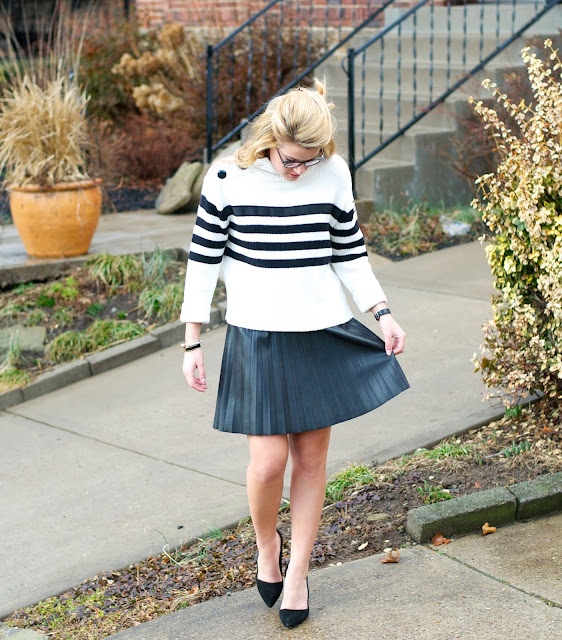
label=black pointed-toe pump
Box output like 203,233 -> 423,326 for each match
279,577 -> 309,629
256,529 -> 284,608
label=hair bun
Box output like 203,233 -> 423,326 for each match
314,78 -> 327,98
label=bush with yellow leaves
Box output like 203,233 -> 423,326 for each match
470,41 -> 562,407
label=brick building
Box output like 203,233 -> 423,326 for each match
133,1 -> 424,28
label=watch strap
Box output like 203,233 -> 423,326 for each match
374,308 -> 391,321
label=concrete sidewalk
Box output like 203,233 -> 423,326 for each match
0,210 -> 506,618
106,512 -> 562,640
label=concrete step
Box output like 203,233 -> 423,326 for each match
336,123 -> 456,165
382,4 -> 562,36
323,57 -> 526,104
327,40 -> 529,76
316,4 -> 562,208
330,91 -> 476,131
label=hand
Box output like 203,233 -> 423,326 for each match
379,315 -> 406,356
182,348 -> 207,392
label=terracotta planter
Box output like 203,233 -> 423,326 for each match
9,179 -> 102,258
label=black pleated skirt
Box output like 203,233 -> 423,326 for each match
213,318 -> 409,435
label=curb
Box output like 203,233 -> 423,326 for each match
0,309 -> 226,411
406,472 -> 562,542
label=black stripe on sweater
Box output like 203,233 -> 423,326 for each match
331,251 -> 368,263
331,238 -> 365,251
228,236 -> 331,252
201,198 -> 355,223
196,217 -> 229,236
229,221 -> 330,234
191,234 -> 228,250
330,221 -> 360,237
188,251 -> 223,265
199,195 -> 230,222
224,247 -> 332,268
230,202 -> 348,219
331,208 -> 354,224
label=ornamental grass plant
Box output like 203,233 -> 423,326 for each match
470,41 -> 562,407
0,1 -> 93,187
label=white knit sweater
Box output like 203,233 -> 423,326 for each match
180,154 -> 386,332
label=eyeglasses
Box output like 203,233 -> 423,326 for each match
276,148 -> 324,169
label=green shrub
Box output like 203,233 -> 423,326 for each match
325,463 -> 374,503
86,252 -> 144,294
142,247 -> 173,283
88,319 -> 144,346
47,320 -> 145,364
470,41 -> 562,406
0,367 -> 30,390
138,283 -> 182,322
46,330 -> 90,364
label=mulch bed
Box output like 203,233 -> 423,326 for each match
102,185 -> 160,212
6,401 -> 560,640
0,185 -> 160,224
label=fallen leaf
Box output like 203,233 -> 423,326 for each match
431,533 -> 452,546
380,547 -> 400,563
482,522 -> 497,536
357,541 -> 369,551
474,482 -> 482,488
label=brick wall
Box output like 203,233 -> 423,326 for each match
133,1 -> 427,29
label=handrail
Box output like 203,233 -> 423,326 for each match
346,0 -> 561,193
205,1 -> 392,163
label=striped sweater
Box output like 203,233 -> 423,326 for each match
180,154 -> 386,332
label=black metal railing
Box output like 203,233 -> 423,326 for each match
346,0 -> 561,192
205,0 -> 393,162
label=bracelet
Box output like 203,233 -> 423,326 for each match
373,307 -> 391,321
181,341 -> 202,352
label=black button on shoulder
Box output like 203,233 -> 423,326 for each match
217,170 -> 227,179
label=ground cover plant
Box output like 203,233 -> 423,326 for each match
361,202 -> 485,260
0,249 -> 225,391
5,400 -> 560,639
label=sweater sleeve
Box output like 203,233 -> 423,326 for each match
330,160 -> 386,313
180,168 -> 230,324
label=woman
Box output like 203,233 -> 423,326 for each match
181,80 -> 408,629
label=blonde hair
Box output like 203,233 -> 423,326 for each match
234,79 -> 336,168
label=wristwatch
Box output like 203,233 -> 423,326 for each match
374,308 -> 391,321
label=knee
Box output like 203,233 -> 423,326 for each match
291,454 -> 327,479
248,457 -> 286,485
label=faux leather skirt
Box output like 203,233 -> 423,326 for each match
213,318 -> 410,435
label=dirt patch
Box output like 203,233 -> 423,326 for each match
6,401 -> 560,640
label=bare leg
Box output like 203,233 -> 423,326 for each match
247,434 -> 289,582
281,426 -> 331,610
